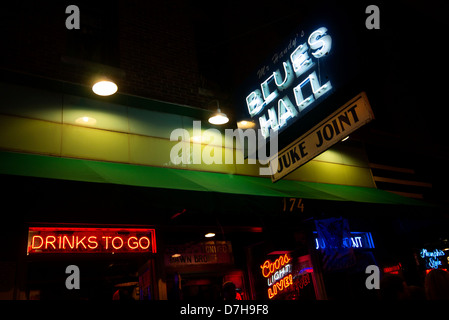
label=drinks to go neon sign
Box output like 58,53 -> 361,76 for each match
246,27 -> 333,139
27,227 -> 157,254
260,253 -> 293,299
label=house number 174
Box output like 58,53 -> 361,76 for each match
282,198 -> 304,213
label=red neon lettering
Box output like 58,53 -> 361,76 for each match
45,236 -> 56,249
102,236 -> 111,249
260,254 -> 291,278
139,237 -> 150,250
112,237 -> 124,250
383,264 -> 401,274
31,235 -> 43,249
28,228 -> 156,253
261,261 -> 270,277
268,274 -> 293,299
128,237 -> 138,249
62,235 -> 74,249
296,273 -> 310,290
76,236 -> 87,249
88,236 -> 98,249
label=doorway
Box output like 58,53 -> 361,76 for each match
26,256 -> 155,300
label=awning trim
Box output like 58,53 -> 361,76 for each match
0,151 -> 429,206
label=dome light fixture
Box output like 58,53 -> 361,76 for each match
208,100 -> 229,125
92,79 -> 118,96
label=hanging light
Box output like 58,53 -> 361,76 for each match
92,79 -> 118,96
208,101 -> 229,125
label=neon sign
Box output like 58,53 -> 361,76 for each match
260,253 -> 293,299
420,249 -> 445,269
383,264 -> 401,275
246,27 -> 333,139
314,231 -> 375,250
27,227 -> 157,254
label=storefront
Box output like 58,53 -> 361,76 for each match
0,69 -> 445,301
164,239 -> 247,300
24,226 -> 157,300
2,165 -> 440,301
2,1 -> 448,306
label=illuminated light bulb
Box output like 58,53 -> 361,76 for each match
204,232 -> 215,238
92,80 -> 118,96
341,136 -> 349,142
75,116 -> 97,126
237,120 -> 256,129
208,112 -> 229,125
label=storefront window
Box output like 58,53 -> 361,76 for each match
246,239 -> 317,300
25,225 -> 157,300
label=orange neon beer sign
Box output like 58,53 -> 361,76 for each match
260,253 -> 293,299
27,227 -> 156,254
260,253 -> 291,278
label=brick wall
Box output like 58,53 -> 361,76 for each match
1,1 -> 212,108
1,3 -> 66,81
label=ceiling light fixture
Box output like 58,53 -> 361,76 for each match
208,100 -> 229,125
92,79 -> 118,96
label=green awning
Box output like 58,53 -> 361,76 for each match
0,151 -> 429,206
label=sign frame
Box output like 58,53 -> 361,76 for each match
27,227 -> 157,255
270,92 -> 374,182
164,240 -> 234,268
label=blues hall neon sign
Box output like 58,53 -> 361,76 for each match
246,27 -> 333,139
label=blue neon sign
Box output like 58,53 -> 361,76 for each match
313,231 -> 375,250
420,248 -> 445,269
245,27 -> 334,139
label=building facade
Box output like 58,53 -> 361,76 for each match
0,1 -> 447,301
